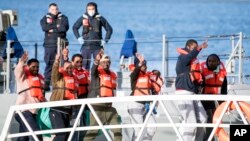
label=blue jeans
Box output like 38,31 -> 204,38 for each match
81,48 -> 101,70
14,111 -> 43,141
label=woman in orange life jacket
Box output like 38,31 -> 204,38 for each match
71,54 -> 90,141
14,51 -> 45,141
201,54 -> 227,141
127,53 -> 157,141
175,39 -> 208,141
84,50 -> 122,141
49,54 -> 78,141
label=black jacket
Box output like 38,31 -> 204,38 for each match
175,48 -> 200,93
130,66 -> 142,96
73,14 -> 113,50
40,13 -> 69,47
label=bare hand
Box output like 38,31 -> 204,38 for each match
20,51 -> 28,62
136,53 -> 145,64
49,29 -> 53,33
95,49 -> 104,61
55,54 -> 60,61
200,39 -> 208,49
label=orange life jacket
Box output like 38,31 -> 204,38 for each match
149,73 -> 164,94
19,66 -> 45,102
134,72 -> 152,96
177,48 -> 203,83
73,68 -> 89,97
201,62 -> 227,94
129,64 -> 135,72
55,68 -> 78,100
98,67 -> 117,97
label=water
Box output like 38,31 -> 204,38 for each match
1,0 -> 250,77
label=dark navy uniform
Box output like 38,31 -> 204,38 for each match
40,12 -> 69,88
73,11 -> 112,70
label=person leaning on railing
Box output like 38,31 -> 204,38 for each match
14,51 -> 45,141
49,54 -> 78,141
84,49 -> 122,141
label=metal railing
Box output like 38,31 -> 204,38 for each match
1,94 -> 250,141
0,32 -> 248,94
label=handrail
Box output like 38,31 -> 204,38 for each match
1,94 -> 250,141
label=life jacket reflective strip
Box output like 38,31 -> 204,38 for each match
55,68 -> 77,100
19,66 -> 45,101
134,72 -> 151,96
82,14 -> 101,27
98,67 -> 117,97
149,73 -> 164,94
201,62 -> 227,94
73,68 -> 89,96
176,48 -> 202,83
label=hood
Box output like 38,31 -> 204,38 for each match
120,29 -> 137,58
85,2 -> 99,16
125,29 -> 134,40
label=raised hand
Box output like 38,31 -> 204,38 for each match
201,39 -> 208,49
95,49 -> 104,62
55,54 -> 60,62
20,51 -> 28,62
136,53 -> 145,64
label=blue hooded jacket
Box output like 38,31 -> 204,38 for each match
2,27 -> 24,59
120,30 -> 137,58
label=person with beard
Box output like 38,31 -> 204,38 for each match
49,54 -> 78,141
175,39 -> 208,141
200,54 -> 227,141
40,3 -> 69,91
84,50 -> 122,141
71,54 -> 90,141
14,51 -> 45,141
73,2 -> 113,70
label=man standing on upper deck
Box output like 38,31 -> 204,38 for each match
73,2 -> 113,70
40,3 -> 69,91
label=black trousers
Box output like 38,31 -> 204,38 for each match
49,110 -> 70,141
14,111 -> 43,141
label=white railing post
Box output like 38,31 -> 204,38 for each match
0,107 -> 15,141
67,104 -> 86,141
87,104 -> 112,141
162,34 -> 168,81
16,111 -> 40,141
159,100 -> 184,141
230,36 -> 235,83
136,100 -> 157,141
5,40 -> 11,94
238,32 -> 243,84
207,101 -> 231,141
57,37 -> 62,67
